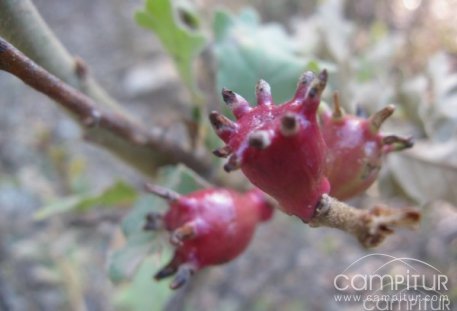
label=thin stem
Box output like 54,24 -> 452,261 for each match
0,37 -> 213,178
309,195 -> 421,248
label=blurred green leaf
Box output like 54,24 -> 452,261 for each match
369,21 -> 388,42
398,53 -> 457,142
114,250 -> 173,311
121,195 -> 166,238
167,164 -> 212,194
68,160 -> 91,194
35,181 -> 137,220
213,9 -> 334,108
316,0 -> 354,62
108,164 -> 211,284
108,232 -> 158,283
135,0 -> 207,102
422,53 -> 457,141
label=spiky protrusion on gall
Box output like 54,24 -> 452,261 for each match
320,93 -> 414,200
210,70 -> 330,221
143,184 -> 273,289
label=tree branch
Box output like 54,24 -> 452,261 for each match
309,195 -> 421,248
0,37 -> 213,178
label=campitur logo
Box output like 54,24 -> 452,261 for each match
333,254 -> 452,310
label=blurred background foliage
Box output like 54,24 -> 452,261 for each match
0,0 -> 456,310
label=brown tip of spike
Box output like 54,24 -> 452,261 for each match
319,69 -> 328,82
224,154 -> 241,172
170,222 -> 197,246
256,79 -> 271,93
403,209 -> 421,226
308,69 -> 328,99
256,79 -> 272,106
143,212 -> 164,231
213,145 -> 232,158
370,105 -> 395,131
297,71 -> 315,86
170,265 -> 195,290
209,111 -> 221,127
221,88 -> 251,119
332,91 -> 344,118
145,183 -> 180,202
382,135 -> 414,152
280,113 -> 299,136
154,260 -> 178,280
294,71 -> 316,101
248,130 -> 271,149
209,111 -> 233,129
221,88 -> 236,104
209,111 -> 230,130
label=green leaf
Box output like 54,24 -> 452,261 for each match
113,250 -> 174,311
316,0 -> 354,63
35,181 -> 137,220
108,164 -> 211,284
422,53 -> 457,141
213,9 -> 335,109
121,195 -> 166,238
135,0 -> 207,102
108,232 -> 159,283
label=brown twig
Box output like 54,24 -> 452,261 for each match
309,194 -> 421,248
0,37 -> 213,178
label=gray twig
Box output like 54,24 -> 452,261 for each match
0,37 -> 213,178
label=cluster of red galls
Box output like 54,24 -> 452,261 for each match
144,70 -> 414,289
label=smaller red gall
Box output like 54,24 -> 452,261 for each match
320,92 -> 414,200
143,185 -> 273,289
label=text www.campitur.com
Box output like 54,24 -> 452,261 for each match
334,294 -> 362,302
